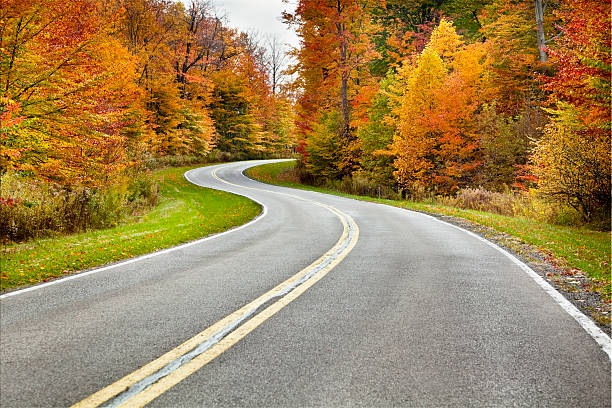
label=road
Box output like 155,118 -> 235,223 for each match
1,160 -> 610,407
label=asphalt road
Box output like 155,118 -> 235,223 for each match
1,160 -> 610,407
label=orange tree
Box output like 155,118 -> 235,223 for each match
390,20 -> 491,194
284,0 -> 379,179
0,0 -> 141,185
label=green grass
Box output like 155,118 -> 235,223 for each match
0,166 -> 261,291
246,161 -> 611,297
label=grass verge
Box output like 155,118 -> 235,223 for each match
246,161 -> 611,300
1,165 -> 261,291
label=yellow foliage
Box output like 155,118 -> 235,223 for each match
530,104 -> 610,222
427,19 -> 463,60
390,20 -> 492,194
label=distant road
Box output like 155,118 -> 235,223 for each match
1,160 -> 610,407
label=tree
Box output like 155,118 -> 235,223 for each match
0,0 -> 141,185
285,0 -> 379,178
208,69 -> 262,156
286,0 -> 379,132
542,0 -> 610,128
479,0 -> 559,113
304,110 -> 345,179
390,20 -> 490,194
265,35 -> 291,96
119,0 -> 183,88
355,73 -> 398,186
474,103 -> 540,190
391,48 -> 446,189
530,105 -> 609,222
534,0 -> 548,63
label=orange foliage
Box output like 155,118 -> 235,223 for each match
285,0 -> 379,177
391,20 -> 491,193
1,0 -> 293,187
0,0 -> 141,185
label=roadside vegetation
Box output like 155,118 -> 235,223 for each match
246,161 -> 611,301
0,165 -> 261,291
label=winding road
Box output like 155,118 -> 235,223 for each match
1,160 -> 610,407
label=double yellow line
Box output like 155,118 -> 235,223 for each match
72,164 -> 359,408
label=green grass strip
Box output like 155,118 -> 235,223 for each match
246,161 -> 611,297
1,165 -> 261,290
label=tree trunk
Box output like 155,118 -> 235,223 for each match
341,72 -> 349,137
336,0 -> 349,138
534,0 -> 547,63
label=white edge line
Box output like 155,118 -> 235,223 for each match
0,166 -> 267,300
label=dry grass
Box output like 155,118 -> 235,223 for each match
439,188 -> 515,215
438,187 -> 586,228
0,172 -> 159,242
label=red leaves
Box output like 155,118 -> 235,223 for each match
543,0 -> 611,127
0,197 -> 24,208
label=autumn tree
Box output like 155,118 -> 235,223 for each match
390,20 -> 490,194
530,0 -> 610,223
116,0 -> 218,159
355,73 -> 398,187
479,0 -> 560,113
208,52 -> 270,158
119,0 -> 183,88
369,0 -> 446,74
285,0 -> 379,178
530,106 -> 609,223
0,0 -> 140,185
474,103 -> 546,189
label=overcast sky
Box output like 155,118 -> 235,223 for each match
213,0 -> 300,50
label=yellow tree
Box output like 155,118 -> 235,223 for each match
391,19 -> 490,193
391,48 -> 445,188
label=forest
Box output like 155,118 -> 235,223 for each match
1,0 -> 295,240
285,0 -> 610,229
1,0 -> 610,242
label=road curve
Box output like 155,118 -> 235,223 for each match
1,160 -> 610,407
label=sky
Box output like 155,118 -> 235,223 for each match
213,0 -> 300,50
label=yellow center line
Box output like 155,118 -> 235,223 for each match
72,164 -> 359,408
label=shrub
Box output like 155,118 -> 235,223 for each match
324,174 -> 402,201
126,174 -> 159,210
437,187 -> 588,227
0,171 -> 160,242
143,155 -> 208,169
530,104 -> 610,224
438,187 -> 516,216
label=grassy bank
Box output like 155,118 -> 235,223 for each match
246,161 -> 610,299
1,166 -> 261,291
